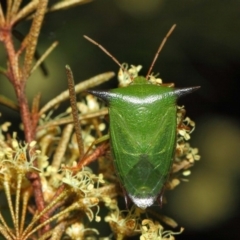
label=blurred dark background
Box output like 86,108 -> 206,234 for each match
0,0 -> 240,239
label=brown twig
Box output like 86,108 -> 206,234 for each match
66,65 -> 85,159
26,172 -> 50,233
75,142 -> 109,171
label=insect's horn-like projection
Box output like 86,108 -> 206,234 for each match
87,90 -> 113,104
173,86 -> 201,98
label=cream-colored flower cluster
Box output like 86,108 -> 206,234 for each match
0,132 -> 46,181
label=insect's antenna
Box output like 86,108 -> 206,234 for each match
84,35 -> 123,69
146,24 -> 176,79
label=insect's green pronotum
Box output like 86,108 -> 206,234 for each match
85,25 -> 200,209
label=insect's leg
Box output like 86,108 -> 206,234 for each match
156,188 -> 165,208
122,189 -> 132,210
177,107 -> 186,129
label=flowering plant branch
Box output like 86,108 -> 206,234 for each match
0,1 -> 200,239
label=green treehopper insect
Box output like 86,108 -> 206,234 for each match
85,25 -> 200,209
